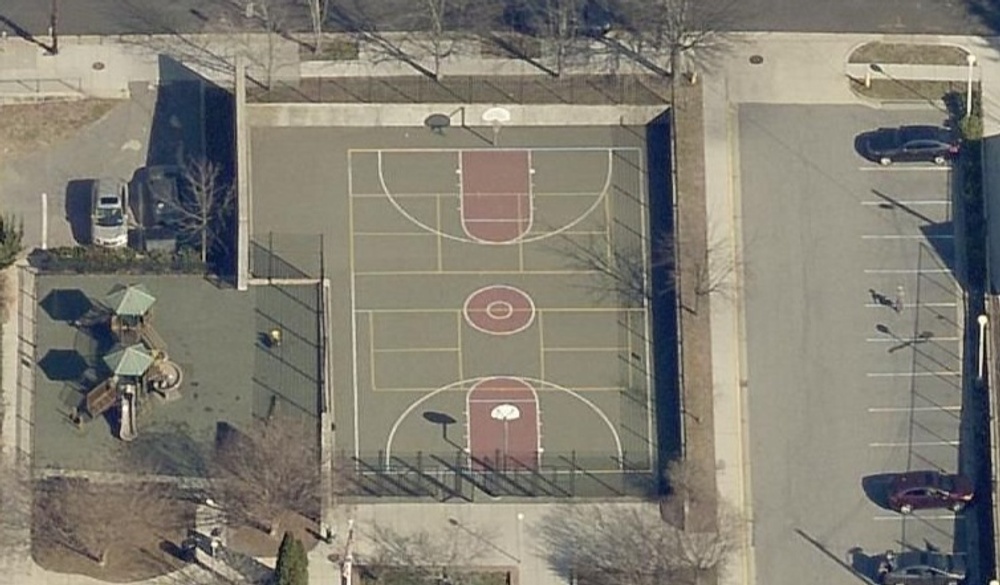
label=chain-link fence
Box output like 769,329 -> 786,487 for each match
249,232 -> 324,281
336,449 -> 657,501
249,74 -> 671,105
15,265 -> 37,463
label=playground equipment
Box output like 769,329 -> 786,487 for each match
119,383 -> 137,441
77,283 -> 185,440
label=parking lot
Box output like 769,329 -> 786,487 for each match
738,104 -> 968,584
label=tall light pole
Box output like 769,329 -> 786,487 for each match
966,53 -> 977,116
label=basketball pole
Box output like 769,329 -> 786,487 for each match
492,121 -> 501,146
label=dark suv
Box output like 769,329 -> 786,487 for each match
131,166 -> 187,251
887,471 -> 972,514
858,125 -> 960,165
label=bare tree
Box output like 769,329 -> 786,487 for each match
538,471 -> 741,585
511,0 -> 587,77
616,0 -> 739,79
550,227 -> 663,307
305,0 -> 332,54
209,415 -> 321,536
552,222 -> 741,315
33,478 -> 178,567
178,157 -> 235,263
363,522 -> 497,583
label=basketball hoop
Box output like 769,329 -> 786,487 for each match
482,107 -> 512,146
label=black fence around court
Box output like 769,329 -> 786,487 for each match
336,450 -> 657,501
248,74 -> 672,106
250,232 -> 325,281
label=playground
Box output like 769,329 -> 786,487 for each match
32,275 -> 321,473
250,122 -> 663,498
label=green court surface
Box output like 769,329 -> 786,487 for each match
250,125 -> 663,498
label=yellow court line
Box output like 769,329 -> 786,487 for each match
353,232 -> 436,237
368,311 -> 377,393
351,307 -> 645,315
436,194 -> 443,272
347,146 -> 643,154
354,269 -> 602,276
373,347 -> 461,353
538,311 -> 546,380
543,347 -> 623,352
456,311 -> 465,382
469,398 -> 538,404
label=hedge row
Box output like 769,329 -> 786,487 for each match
29,246 -> 205,275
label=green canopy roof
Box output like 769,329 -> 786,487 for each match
105,283 -> 156,317
104,344 -> 154,377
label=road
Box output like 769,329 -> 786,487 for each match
0,0 -> 992,36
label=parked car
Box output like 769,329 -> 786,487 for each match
878,551 -> 966,585
91,177 -> 128,248
887,471 -> 972,513
131,166 -> 186,251
858,125 -> 960,165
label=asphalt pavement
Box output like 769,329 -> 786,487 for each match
737,102 -> 965,585
0,0 -> 994,36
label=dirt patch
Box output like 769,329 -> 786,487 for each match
0,99 -> 120,159
32,481 -> 196,582
225,510 -> 320,558
849,77 -> 964,103
849,42 -> 970,66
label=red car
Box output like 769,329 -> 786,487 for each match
888,471 -> 973,514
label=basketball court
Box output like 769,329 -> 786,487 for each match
249,119 -> 662,498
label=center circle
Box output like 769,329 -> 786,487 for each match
486,301 -> 514,320
463,285 -> 537,336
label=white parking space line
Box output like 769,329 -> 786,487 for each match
864,303 -> 956,308
869,441 -> 959,447
863,269 -> 952,274
872,515 -> 960,521
858,166 -> 951,172
866,336 -> 959,342
866,372 -> 959,378
862,235 -> 954,240
867,406 -> 962,413
862,200 -> 950,206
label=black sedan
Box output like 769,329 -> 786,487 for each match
858,125 -> 960,165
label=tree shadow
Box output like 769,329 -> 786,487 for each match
37,349 -> 89,382
40,289 -> 93,322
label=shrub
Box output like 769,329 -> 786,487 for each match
28,246 -> 204,275
274,532 -> 308,585
0,214 -> 24,270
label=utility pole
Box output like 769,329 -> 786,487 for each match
48,0 -> 59,55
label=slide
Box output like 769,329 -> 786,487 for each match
119,385 -> 137,442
